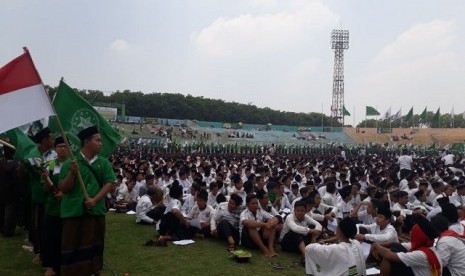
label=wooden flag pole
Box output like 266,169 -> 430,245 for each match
0,139 -> 16,150
23,47 -> 89,199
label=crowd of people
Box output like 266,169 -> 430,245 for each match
2,128 -> 465,275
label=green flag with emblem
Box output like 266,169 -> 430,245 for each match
49,81 -> 121,157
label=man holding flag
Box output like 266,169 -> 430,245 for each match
59,126 -> 116,276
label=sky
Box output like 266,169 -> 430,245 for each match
2,0 -> 465,125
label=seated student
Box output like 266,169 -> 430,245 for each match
355,208 -> 399,244
274,182 -> 292,212
207,181 -> 220,209
441,203 -> 465,235
350,200 -> 376,225
304,217 -> 366,275
229,174 -> 246,203
181,183 -> 200,215
240,194 -> 279,257
322,182 -> 338,207
336,185 -> 353,221
256,189 -> 280,217
280,200 -> 322,255
391,190 -> 424,233
291,186 -> 310,209
308,190 -> 338,225
185,190 -> 214,238
430,214 -> 465,276
152,182 -> 187,245
210,194 -> 244,251
136,186 -> 165,225
411,190 -> 434,214
287,183 -> 300,204
115,177 -> 138,212
372,217 -> 442,276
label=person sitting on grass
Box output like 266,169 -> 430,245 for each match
185,190 -> 214,238
149,181 -> 187,246
240,194 -> 279,257
355,208 -> 399,244
136,186 -> 165,225
371,217 -> 442,276
304,217 -> 366,275
430,214 -> 465,276
210,194 -> 245,251
115,177 -> 137,212
280,199 -> 322,256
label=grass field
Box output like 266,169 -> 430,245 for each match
0,212 -> 306,276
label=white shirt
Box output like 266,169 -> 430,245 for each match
240,208 -> 273,232
181,194 -> 196,215
164,198 -> 182,215
305,240 -> 366,276
336,200 -> 353,220
187,204 -> 214,224
397,244 -> 442,276
357,223 -> 399,243
322,193 -> 337,207
279,213 -> 322,241
398,155 -> 413,170
135,195 -> 154,224
436,235 -> 465,276
442,154 -> 455,166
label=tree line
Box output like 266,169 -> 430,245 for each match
46,86 -> 337,127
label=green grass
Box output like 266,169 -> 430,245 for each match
0,213 -> 306,275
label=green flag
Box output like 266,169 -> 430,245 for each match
405,107 -> 413,122
366,106 -> 380,116
432,108 -> 441,127
420,107 -> 427,121
49,81 -> 121,157
5,128 -> 39,161
343,106 -> 351,116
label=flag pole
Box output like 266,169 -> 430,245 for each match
0,139 -> 16,150
23,47 -> 89,199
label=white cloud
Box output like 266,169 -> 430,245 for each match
110,39 -> 130,52
192,0 -> 338,58
374,20 -> 457,67
352,19 -> 463,119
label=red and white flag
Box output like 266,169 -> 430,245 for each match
0,49 -> 55,133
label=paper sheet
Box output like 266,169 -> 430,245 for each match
366,267 -> 380,275
173,239 -> 195,245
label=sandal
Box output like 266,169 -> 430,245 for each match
227,243 -> 236,251
144,239 -> 156,246
269,262 -> 283,269
154,240 -> 168,246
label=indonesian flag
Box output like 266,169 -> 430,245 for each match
0,49 -> 55,133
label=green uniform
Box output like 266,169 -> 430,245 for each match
59,153 -> 115,218
44,159 -> 64,217
24,148 -> 46,204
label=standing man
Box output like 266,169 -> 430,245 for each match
41,136 -> 68,276
59,126 -> 116,276
398,149 -> 413,180
27,127 -> 56,264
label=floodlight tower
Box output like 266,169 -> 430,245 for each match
330,29 -> 349,126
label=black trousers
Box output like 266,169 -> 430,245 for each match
280,231 -> 310,253
42,214 -> 62,274
30,203 -> 45,255
217,220 -> 240,244
0,200 -> 19,237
